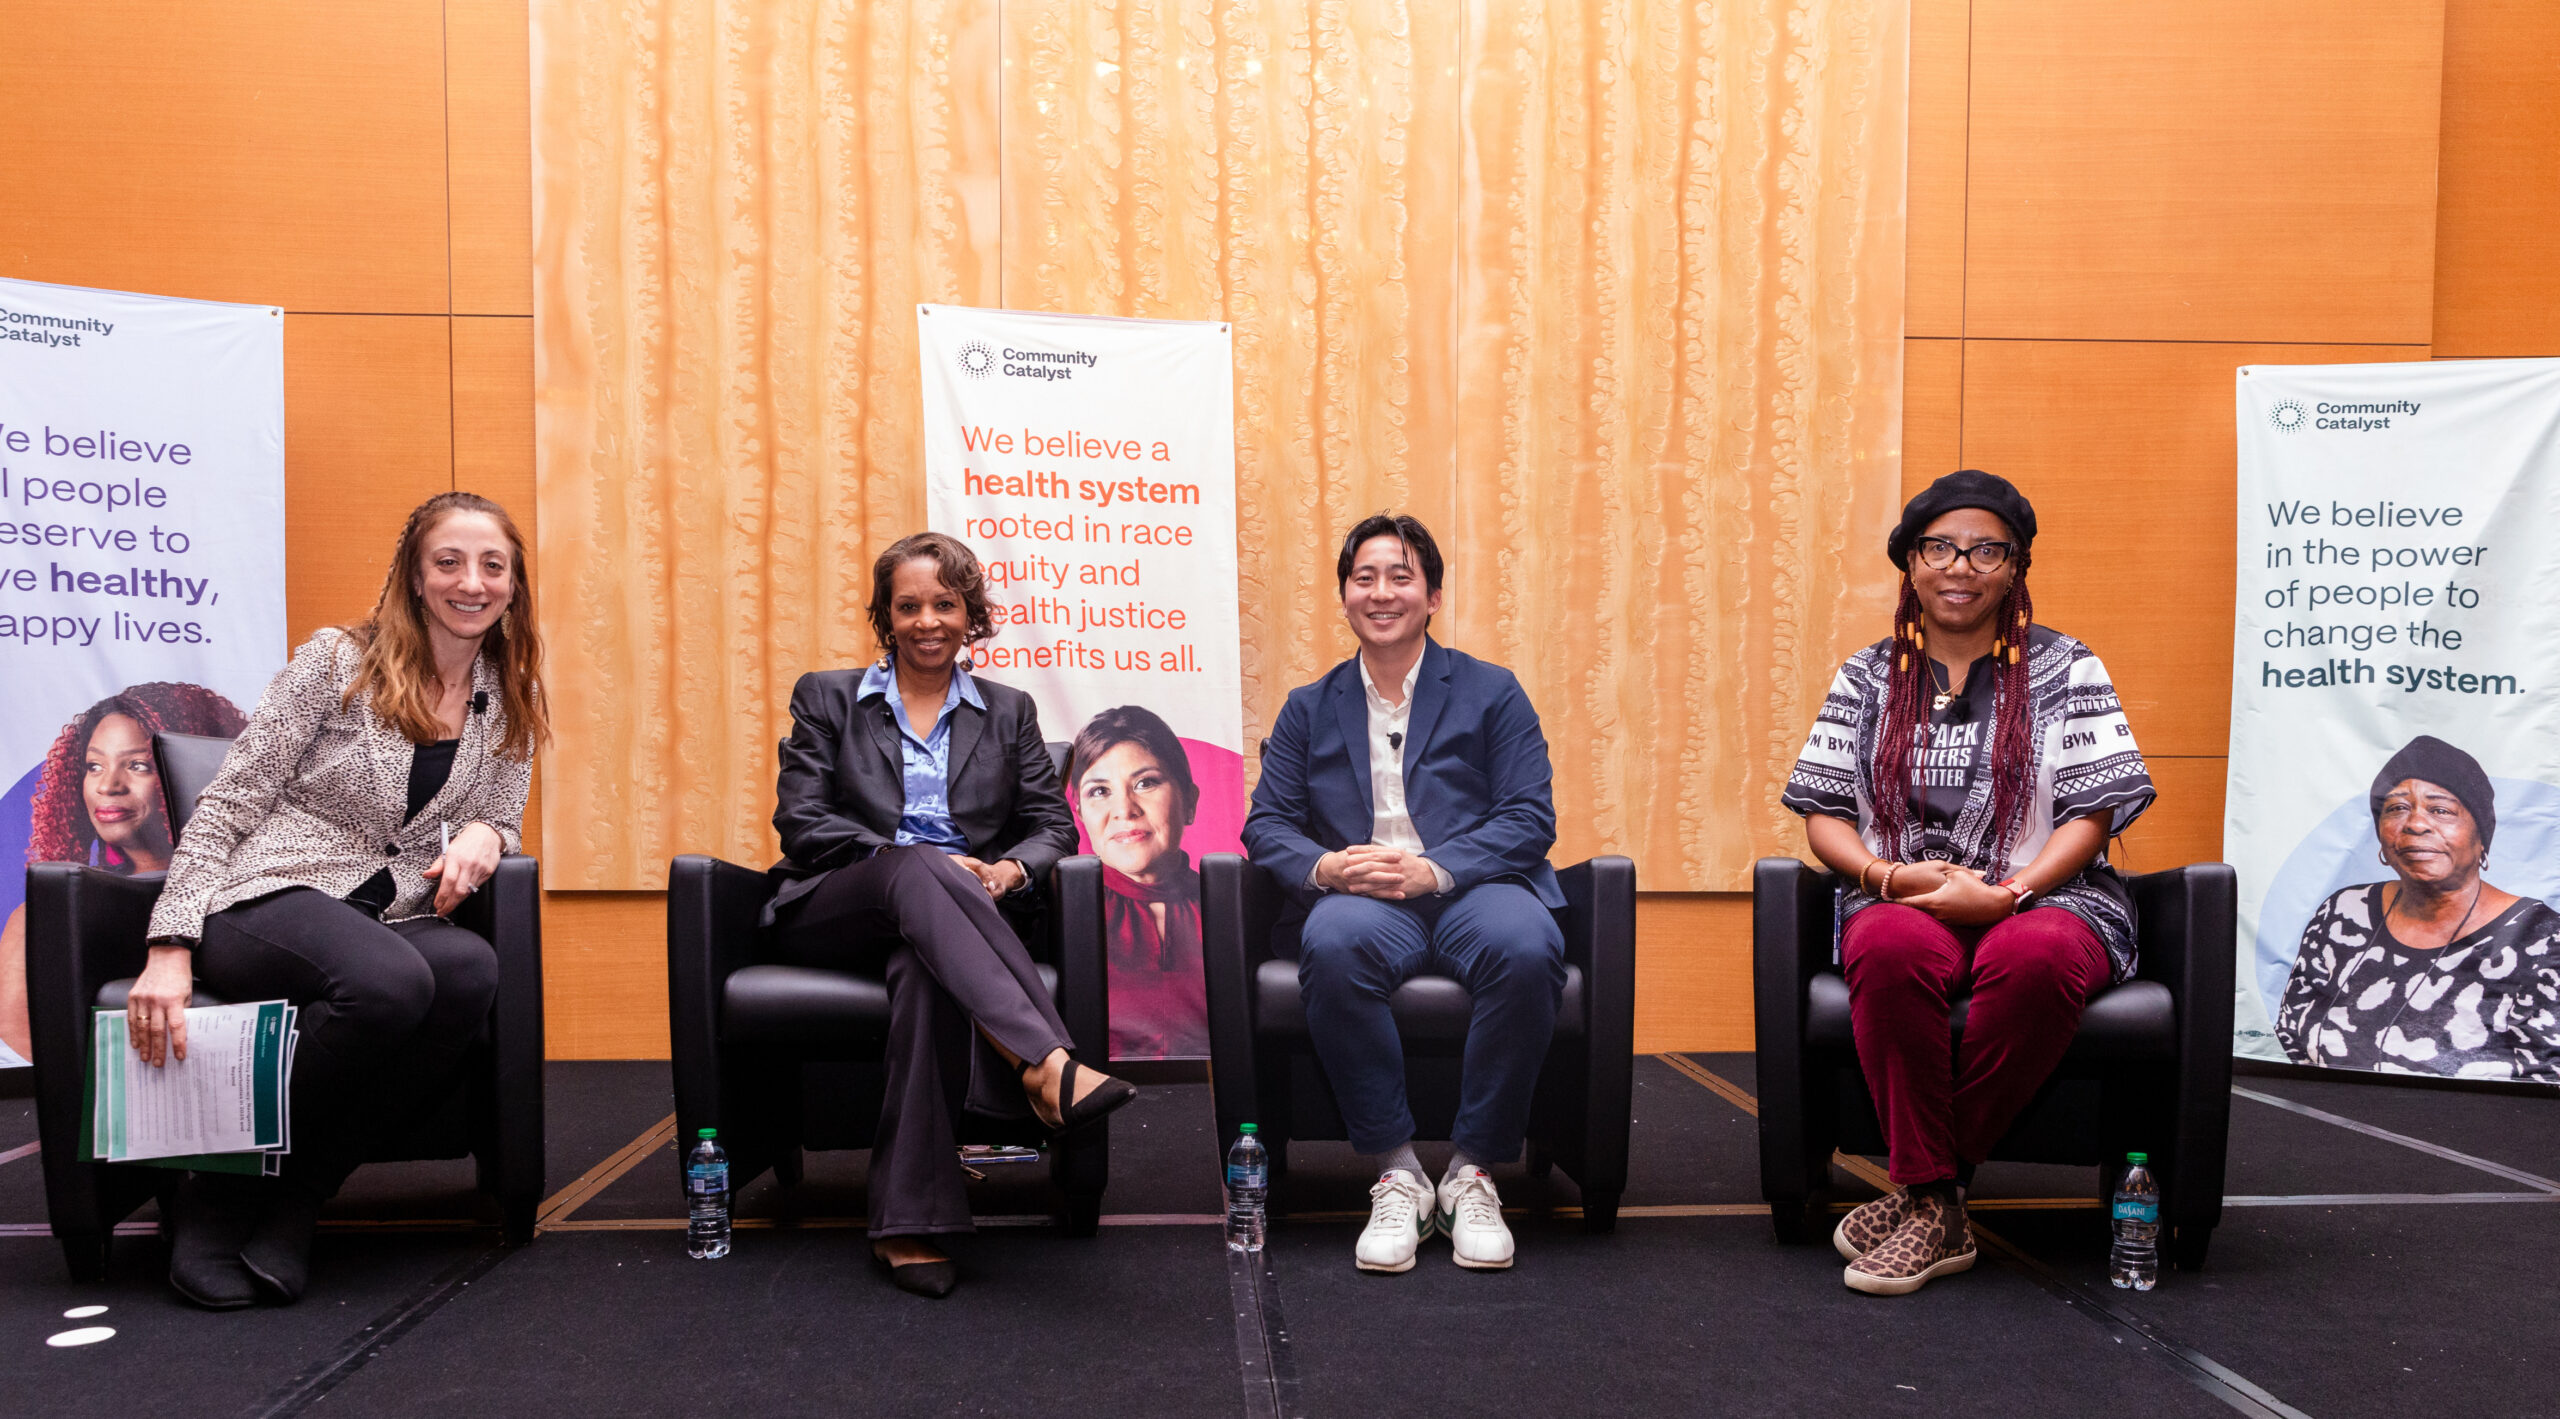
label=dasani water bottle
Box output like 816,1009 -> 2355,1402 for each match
2109,1150 -> 2158,1290
1225,1123 -> 1268,1253
687,1127 -> 731,1260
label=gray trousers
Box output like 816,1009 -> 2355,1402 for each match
770,846 -> 1072,1237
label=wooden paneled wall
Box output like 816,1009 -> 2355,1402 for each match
5,1 -> 2554,1056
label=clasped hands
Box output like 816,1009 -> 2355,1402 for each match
1315,843 -> 1439,900
955,855 -> 1026,899
1868,858 -> 2018,926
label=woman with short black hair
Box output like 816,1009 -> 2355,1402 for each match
1065,704 -> 1207,1058
768,531 -> 1136,1297
1783,470 -> 2156,1296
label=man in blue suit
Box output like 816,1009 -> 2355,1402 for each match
1243,514 -> 1566,1273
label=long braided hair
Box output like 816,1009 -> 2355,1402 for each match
1870,549 -> 2037,861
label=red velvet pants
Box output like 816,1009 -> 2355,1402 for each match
1840,903 -> 2110,1187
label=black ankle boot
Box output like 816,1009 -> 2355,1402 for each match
167,1173 -> 260,1310
240,1183 -> 324,1304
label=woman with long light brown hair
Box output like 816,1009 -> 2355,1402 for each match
126,490 -> 548,1309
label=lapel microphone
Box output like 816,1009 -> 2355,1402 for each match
471,691 -> 489,715
1388,731 -> 1402,752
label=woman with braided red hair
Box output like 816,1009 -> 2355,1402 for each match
1,683 -> 248,1063
1783,471 -> 2156,1297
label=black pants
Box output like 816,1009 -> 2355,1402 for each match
196,888 -> 498,1201
771,846 -> 1073,1237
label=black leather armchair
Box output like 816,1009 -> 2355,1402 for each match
1751,857 -> 2235,1269
665,773 -> 1112,1234
26,732 -> 546,1282
1199,852 -> 1637,1231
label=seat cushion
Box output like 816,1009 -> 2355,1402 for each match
1254,958 -> 1585,1041
723,962 -> 1061,1049
1804,971 -> 2175,1063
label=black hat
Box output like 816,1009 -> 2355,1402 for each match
1888,470 -> 2038,571
2368,734 -> 2497,848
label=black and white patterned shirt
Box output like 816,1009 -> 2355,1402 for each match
1782,625 -> 2157,981
2277,882 -> 2560,1082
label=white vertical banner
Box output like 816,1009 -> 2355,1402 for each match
0,278 -> 287,1069
917,304 -> 1240,1060
2228,358 -> 2560,1083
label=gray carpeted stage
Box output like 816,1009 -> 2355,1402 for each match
2,1055 -> 2552,1418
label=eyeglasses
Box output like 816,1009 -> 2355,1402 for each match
1913,536 -> 2015,573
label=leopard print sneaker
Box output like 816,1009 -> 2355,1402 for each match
1833,1188 -> 1915,1261
1843,1189 -> 1975,1296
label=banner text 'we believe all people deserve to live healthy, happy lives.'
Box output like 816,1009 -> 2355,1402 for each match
0,419 -> 221,652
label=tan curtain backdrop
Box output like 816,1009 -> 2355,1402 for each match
534,0 -> 1905,892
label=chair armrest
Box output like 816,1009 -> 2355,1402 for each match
1557,855 -> 1636,1033
24,864 -> 162,1088
1048,856 -> 1109,1060
24,864 -> 166,1245
2129,862 -> 2236,1233
1558,855 -> 1636,1195
666,855 -> 779,1133
457,856 -> 544,1208
1751,857 -> 1834,1204
1199,854 -> 1268,1146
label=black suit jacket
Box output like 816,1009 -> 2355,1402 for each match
766,666 -> 1077,925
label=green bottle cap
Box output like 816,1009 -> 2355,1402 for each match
699,1128 -> 718,1140
1240,1123 -> 1258,1135
2126,1151 -> 2146,1164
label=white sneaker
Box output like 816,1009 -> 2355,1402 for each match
1354,1169 -> 1437,1273
1436,1166 -> 1514,1270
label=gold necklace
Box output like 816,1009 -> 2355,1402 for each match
1929,659 -> 1957,713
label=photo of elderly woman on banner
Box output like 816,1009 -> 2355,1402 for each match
2273,736 -> 2560,1083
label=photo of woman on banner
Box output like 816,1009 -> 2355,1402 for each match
1065,705 -> 1209,1059
1,682 -> 249,1067
2276,735 -> 2560,1082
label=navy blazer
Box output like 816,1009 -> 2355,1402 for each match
765,666 -> 1076,926
1243,637 -> 1564,928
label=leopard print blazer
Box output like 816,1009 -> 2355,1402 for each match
147,628 -> 531,942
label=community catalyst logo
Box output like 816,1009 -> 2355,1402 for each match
957,340 -> 1100,382
2274,397 -> 2421,434
0,304 -> 113,351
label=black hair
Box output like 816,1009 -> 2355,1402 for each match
1334,513 -> 1444,595
867,531 -> 998,659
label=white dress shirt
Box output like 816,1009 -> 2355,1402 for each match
1312,652 -> 1454,895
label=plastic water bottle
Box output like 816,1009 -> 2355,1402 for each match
2110,1151 -> 2159,1291
1225,1123 -> 1268,1253
686,1128 -> 731,1260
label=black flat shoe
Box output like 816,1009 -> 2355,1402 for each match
871,1247 -> 958,1299
1041,1058 -> 1137,1142
167,1173 -> 259,1311
240,1184 -> 323,1305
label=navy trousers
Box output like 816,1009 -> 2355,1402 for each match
1295,882 -> 1566,1162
